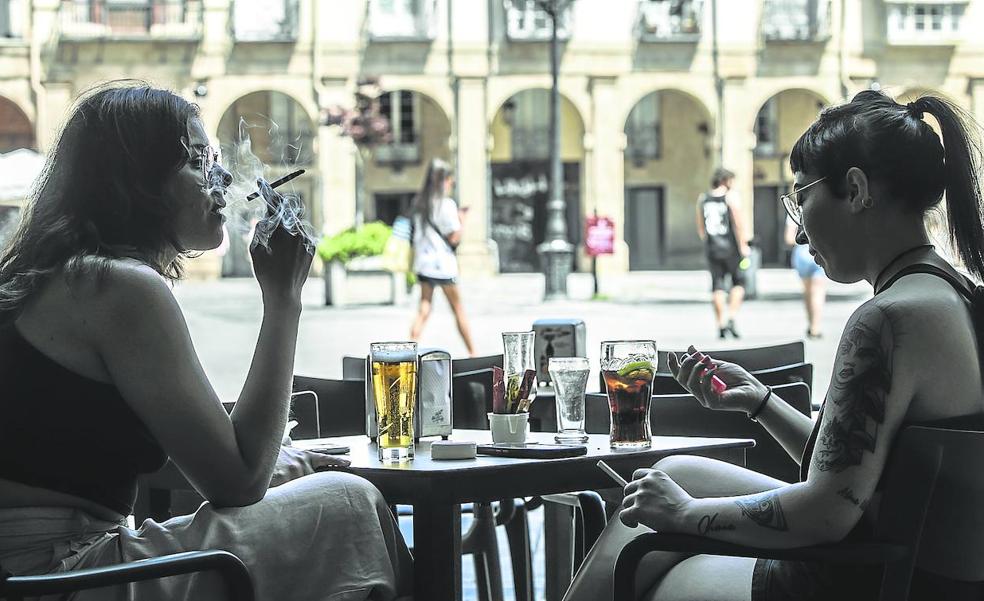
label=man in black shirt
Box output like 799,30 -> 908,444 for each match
697,168 -> 750,338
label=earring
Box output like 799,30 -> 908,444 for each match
862,197 -> 873,209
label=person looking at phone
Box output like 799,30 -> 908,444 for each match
0,82 -> 412,600
563,91 -> 984,600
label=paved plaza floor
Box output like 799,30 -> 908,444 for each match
172,268 -> 871,600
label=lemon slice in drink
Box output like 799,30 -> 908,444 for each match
617,360 -> 654,378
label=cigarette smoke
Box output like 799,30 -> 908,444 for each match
210,118 -> 317,255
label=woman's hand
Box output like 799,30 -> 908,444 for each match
250,179 -> 313,305
667,345 -> 769,415
268,446 -> 351,488
619,468 -> 694,530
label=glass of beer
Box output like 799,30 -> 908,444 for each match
600,340 -> 657,449
370,342 -> 418,463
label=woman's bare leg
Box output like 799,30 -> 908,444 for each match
441,284 -> 476,356
563,455 -> 786,601
409,282 -> 435,341
807,276 -> 826,336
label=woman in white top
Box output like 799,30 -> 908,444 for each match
409,158 -> 476,356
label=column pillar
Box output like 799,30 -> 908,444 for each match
720,78 -> 755,239
588,76 -> 629,275
456,76 -> 496,276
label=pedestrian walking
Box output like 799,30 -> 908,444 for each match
697,167 -> 751,339
409,158 -> 476,356
786,215 -> 827,338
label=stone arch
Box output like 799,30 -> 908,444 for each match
746,86 -> 832,135
488,82 -> 591,132
622,89 -> 715,270
750,88 -> 829,266
617,85 -> 714,139
489,88 -> 586,164
217,90 -> 316,167
0,95 -> 36,153
362,88 -> 453,225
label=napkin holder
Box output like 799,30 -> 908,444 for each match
366,347 -> 453,442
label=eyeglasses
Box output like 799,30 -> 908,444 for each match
781,176 -> 826,226
190,145 -> 221,181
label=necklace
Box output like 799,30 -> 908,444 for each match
873,243 -> 935,293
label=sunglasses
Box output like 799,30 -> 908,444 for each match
780,176 -> 826,226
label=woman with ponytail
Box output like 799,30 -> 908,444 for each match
563,90 -> 984,601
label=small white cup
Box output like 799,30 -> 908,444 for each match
488,412 -> 530,444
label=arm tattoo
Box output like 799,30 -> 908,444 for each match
697,513 -> 737,536
836,487 -> 870,512
735,492 -> 789,531
814,308 -> 895,473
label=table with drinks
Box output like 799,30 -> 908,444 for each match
338,337 -> 755,601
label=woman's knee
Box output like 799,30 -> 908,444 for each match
652,456 -> 783,498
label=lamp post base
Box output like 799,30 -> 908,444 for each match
538,239 -> 575,300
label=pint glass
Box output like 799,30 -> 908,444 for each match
600,340 -> 657,449
370,342 -> 417,462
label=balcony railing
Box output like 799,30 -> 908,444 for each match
233,0 -> 298,42
762,0 -> 830,42
637,0 -> 703,42
885,1 -> 966,46
504,0 -> 572,42
374,142 -> 421,165
59,0 -> 202,40
368,0 -> 437,41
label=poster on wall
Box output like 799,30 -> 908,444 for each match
490,161 -> 581,273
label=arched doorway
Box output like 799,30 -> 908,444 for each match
0,96 -> 34,153
623,89 -> 714,270
217,90 -> 316,276
751,89 -> 827,266
489,89 -> 585,273
362,89 -> 452,226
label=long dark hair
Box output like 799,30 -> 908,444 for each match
790,89 -> 984,279
0,82 -> 200,322
412,158 -> 452,219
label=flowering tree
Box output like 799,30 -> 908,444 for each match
321,77 -> 392,225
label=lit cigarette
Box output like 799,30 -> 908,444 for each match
246,169 -> 305,201
597,460 -> 628,487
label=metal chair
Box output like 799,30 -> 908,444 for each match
1,550 -> 254,601
598,341 -> 806,391
613,424 -> 984,601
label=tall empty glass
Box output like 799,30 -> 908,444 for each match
502,331 -> 536,413
370,342 -> 417,463
600,340 -> 657,449
549,357 -> 590,443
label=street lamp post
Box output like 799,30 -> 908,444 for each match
537,0 -> 574,300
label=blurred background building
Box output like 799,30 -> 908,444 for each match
0,0 -> 981,278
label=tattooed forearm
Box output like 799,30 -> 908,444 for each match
697,513 -> 737,536
836,487 -> 869,511
735,492 -> 789,531
814,308 -> 895,473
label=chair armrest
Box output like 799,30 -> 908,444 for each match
541,492 -> 607,552
2,550 -> 254,601
613,533 -> 907,600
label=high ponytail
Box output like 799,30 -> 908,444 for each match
913,96 -> 984,281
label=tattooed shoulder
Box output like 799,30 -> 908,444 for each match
814,303 -> 899,473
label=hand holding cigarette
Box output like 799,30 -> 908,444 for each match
246,169 -> 305,201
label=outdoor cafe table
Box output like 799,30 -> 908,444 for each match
301,429 -> 755,601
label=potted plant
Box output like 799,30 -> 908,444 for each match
318,221 -> 395,306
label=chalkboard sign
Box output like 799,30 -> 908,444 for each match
491,161 -> 581,273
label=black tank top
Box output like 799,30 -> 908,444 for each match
799,262 -> 984,483
0,323 -> 167,516
700,193 -> 739,260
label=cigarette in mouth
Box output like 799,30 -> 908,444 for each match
246,169 -> 305,201
597,460 -> 629,487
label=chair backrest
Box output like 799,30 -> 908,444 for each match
292,375 -> 366,436
648,362 -> 813,398
598,341 -> 806,391
451,367 -> 556,433
585,382 -> 812,482
875,425 -> 984,582
452,354 -> 503,375
341,355 -> 367,380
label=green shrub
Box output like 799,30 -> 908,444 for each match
317,221 -> 392,265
